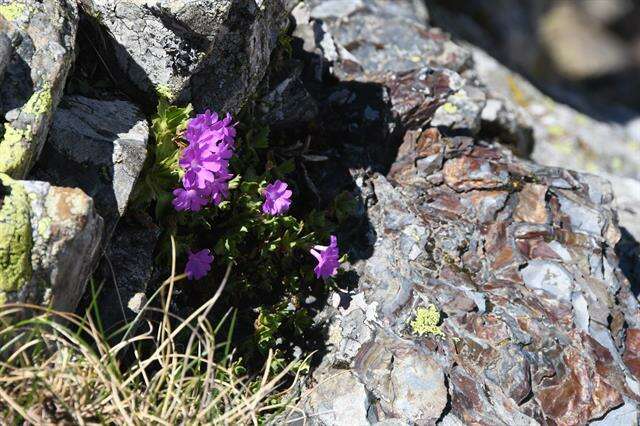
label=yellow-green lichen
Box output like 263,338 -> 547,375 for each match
0,173 -> 33,293
37,216 -> 51,238
410,305 -> 445,337
0,123 -> 31,177
441,102 -> 458,114
0,2 -> 26,21
23,84 -> 53,116
546,124 -> 566,138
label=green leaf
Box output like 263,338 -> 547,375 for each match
253,126 -> 269,149
275,159 -> 295,175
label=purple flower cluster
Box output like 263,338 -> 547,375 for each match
173,111 -> 236,212
178,109 -> 342,281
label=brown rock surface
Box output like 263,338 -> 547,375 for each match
285,1 -> 640,424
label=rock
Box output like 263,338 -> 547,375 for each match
513,183 -> 548,224
442,156 -> 509,192
31,95 -> 148,237
0,0 -> 78,178
90,213 -> 159,333
0,173 -> 103,312
296,370 -> 373,425
307,0 -> 470,77
88,0 -> 288,113
472,47 -> 640,182
290,1 -> 640,423
385,346 -> 448,422
471,47 -> 640,280
624,328 -> 640,381
520,260 -> 573,302
258,61 -> 319,128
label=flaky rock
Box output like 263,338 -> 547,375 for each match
285,1 -> 640,424
31,95 -> 148,238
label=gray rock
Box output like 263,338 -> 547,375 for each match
520,260 -> 573,302
386,347 -> 447,422
307,0 -> 470,76
31,96 -> 148,237
0,174 -> 103,313
89,0 -> 288,113
295,370 -> 373,425
472,47 -> 640,182
0,0 -> 78,178
258,62 -> 319,128
92,214 -> 159,333
591,397 -> 639,426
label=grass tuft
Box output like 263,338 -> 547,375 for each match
0,238 -> 303,425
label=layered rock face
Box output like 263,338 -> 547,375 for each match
0,0 -> 637,422
0,1 -> 148,318
285,0 -> 640,424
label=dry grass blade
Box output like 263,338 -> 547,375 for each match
0,238 -> 302,424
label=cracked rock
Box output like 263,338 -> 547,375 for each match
0,173 -> 102,313
0,0 -> 78,178
89,0 -> 288,113
289,1 -> 640,424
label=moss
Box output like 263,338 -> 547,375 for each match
0,124 -> 31,177
0,173 -> 33,293
23,84 -> 53,116
410,305 -> 445,337
0,2 -> 26,21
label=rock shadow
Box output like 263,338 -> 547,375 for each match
616,227 -> 640,297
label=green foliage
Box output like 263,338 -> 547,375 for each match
131,98 -> 191,211
139,99 -> 337,368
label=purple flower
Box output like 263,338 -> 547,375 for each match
199,137 -> 234,161
310,235 -> 340,279
262,180 -> 292,215
209,113 -> 237,145
204,179 -> 230,206
185,110 -> 219,143
172,188 -> 209,211
179,144 -> 221,189
185,249 -> 213,280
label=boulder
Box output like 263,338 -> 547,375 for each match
283,1 -> 640,424
0,174 -> 102,312
0,0 -> 78,178
31,95 -> 149,238
88,0 -> 288,113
